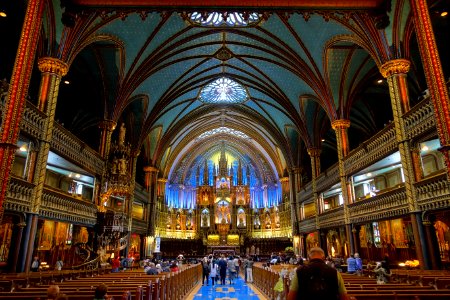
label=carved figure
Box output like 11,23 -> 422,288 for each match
118,123 -> 126,145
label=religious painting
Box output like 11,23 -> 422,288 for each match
201,209 -> 210,227
359,225 -> 368,248
378,220 -> 391,245
129,233 -> 141,260
66,224 -> 73,245
39,220 -> 55,250
237,208 -> 246,228
55,222 -> 68,246
306,232 -> 319,253
0,218 -> 12,262
215,200 -> 231,224
77,227 -> 89,244
326,230 -> 341,257
390,218 -> 406,248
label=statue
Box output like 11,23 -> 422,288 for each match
202,213 -> 209,227
118,123 -> 126,146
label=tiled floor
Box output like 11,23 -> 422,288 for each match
186,273 -> 268,299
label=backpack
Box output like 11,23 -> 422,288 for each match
297,260 -> 339,300
122,259 -> 128,267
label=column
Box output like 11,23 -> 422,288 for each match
0,0 -> 46,224
320,229 -> 328,257
144,166 -> 159,236
8,222 -> 26,272
307,148 -> 321,240
422,216 -> 441,270
288,169 -> 299,235
331,119 -> 354,254
98,120 -> 117,159
410,0 -> 450,177
380,59 -> 428,268
125,151 -> 139,257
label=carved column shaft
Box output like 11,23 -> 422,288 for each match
98,120 -> 117,159
308,148 -> 321,231
144,166 -> 159,236
288,169 -> 298,235
331,119 -> 353,254
410,0 -> 450,177
380,59 -> 427,268
0,0 -> 45,224
31,58 -> 68,214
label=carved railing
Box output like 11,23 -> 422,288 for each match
297,182 -> 313,204
41,187 -> 97,225
316,163 -> 340,193
298,216 -> 316,234
4,176 -> 35,213
131,218 -> 148,234
415,171 -> 450,211
318,206 -> 345,228
343,124 -> 397,175
404,97 -> 436,140
348,187 -> 409,224
51,123 -> 105,175
0,95 -> 46,141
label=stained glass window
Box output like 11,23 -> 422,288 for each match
197,127 -> 250,140
199,77 -> 248,104
189,12 -> 260,27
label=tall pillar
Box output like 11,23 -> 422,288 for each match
0,0 -> 46,225
307,148 -> 321,235
144,166 -> 159,236
410,0 -> 450,177
8,222 -> 26,272
98,120 -> 117,159
331,119 -> 354,254
125,152 -> 139,257
422,215 -> 441,269
380,59 -> 428,268
288,169 -> 299,235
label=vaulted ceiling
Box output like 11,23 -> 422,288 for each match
3,0 -> 449,189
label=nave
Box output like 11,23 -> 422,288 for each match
191,274 -> 265,300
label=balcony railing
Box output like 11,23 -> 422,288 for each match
318,206 -> 345,228
4,177 -> 35,213
415,171 -> 450,211
41,187 -> 97,225
298,216 -> 316,233
348,187 -> 409,224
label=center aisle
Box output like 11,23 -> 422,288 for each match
192,273 -> 264,299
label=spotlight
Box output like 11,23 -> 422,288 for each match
0,11 -> 6,18
64,80 -> 70,85
441,11 -> 448,17
377,79 -> 383,84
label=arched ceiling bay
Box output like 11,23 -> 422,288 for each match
53,0 -> 413,187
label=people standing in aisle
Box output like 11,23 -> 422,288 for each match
347,254 -> 356,274
31,256 -> 40,272
233,256 -> 240,279
246,257 -> 254,283
354,253 -> 363,275
202,257 -> 210,286
218,256 -> 227,285
210,259 -> 218,286
243,256 -> 249,282
287,247 -> 349,300
227,256 -> 236,284
55,257 -> 63,271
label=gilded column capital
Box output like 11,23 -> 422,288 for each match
279,177 -> 289,183
98,120 -> 117,131
157,178 -> 168,183
307,147 -> 321,157
379,59 -> 410,78
37,57 -> 68,76
331,119 -> 351,130
144,166 -> 159,173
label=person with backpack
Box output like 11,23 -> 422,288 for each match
287,247 -> 348,300
201,257 -> 210,285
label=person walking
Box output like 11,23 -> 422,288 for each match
201,257 -> 210,286
210,259 -> 218,286
246,257 -> 254,283
347,254 -> 357,274
227,256 -> 236,284
218,256 -> 227,285
287,247 -> 348,300
354,253 -> 363,275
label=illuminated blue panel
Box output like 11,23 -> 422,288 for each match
190,12 -> 260,27
199,77 -> 248,104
